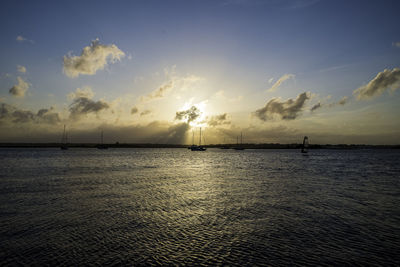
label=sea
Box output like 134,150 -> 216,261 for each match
0,148 -> 399,266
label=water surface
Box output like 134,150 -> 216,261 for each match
1,148 -> 399,265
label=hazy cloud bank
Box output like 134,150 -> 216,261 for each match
63,39 -> 125,78
207,113 -> 230,127
0,103 -> 60,124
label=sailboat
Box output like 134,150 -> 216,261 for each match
60,124 -> 68,150
188,130 -> 197,150
96,130 -> 108,149
233,132 -> 245,150
301,136 -> 309,153
191,127 -> 206,151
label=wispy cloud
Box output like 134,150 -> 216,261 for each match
310,102 -> 321,112
392,42 -> 400,48
353,68 -> 400,100
310,96 -> 348,112
254,92 -> 310,121
9,77 -> 29,97
16,35 -> 34,44
63,39 -> 125,78
142,81 -> 174,102
337,96 -> 348,105
140,110 -> 152,116
141,73 -> 203,103
214,90 -> 243,103
267,74 -> 295,92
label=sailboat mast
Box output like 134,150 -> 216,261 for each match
192,131 -> 194,146
101,130 -> 103,144
241,132 -> 243,145
61,124 -> 66,143
199,127 -> 202,146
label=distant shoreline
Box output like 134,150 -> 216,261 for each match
0,143 -> 399,149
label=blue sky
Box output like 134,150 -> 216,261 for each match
1,0 -> 400,144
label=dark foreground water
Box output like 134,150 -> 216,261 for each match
0,148 -> 399,266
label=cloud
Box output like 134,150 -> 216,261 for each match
142,81 -> 174,102
337,96 -> 348,105
17,65 -> 26,73
63,39 -> 125,78
68,86 -> 94,100
0,103 -> 60,124
207,113 -> 231,127
254,92 -> 310,121
310,102 -> 322,112
353,68 -> 400,100
214,90 -> 243,103
392,42 -> 400,48
140,110 -> 152,116
9,77 -> 29,97
311,96 -> 348,112
36,108 -> 61,124
267,74 -> 295,92
131,107 -> 138,114
140,73 -> 203,103
68,87 -> 109,119
175,106 -> 201,123
16,35 -> 34,44
69,98 -> 109,119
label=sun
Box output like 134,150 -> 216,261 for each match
180,100 -> 209,128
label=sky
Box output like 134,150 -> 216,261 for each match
1,0 -> 400,145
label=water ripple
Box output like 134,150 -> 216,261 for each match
0,148 -> 399,265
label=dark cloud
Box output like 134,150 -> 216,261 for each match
131,107 -> 138,114
337,96 -> 348,105
310,102 -> 321,112
175,106 -> 201,123
254,92 -> 310,121
140,110 -> 152,116
311,96 -> 348,112
353,68 -> 400,100
207,113 -> 231,127
69,97 -> 109,119
36,108 -> 61,124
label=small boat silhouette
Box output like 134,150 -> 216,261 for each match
301,136 -> 309,153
